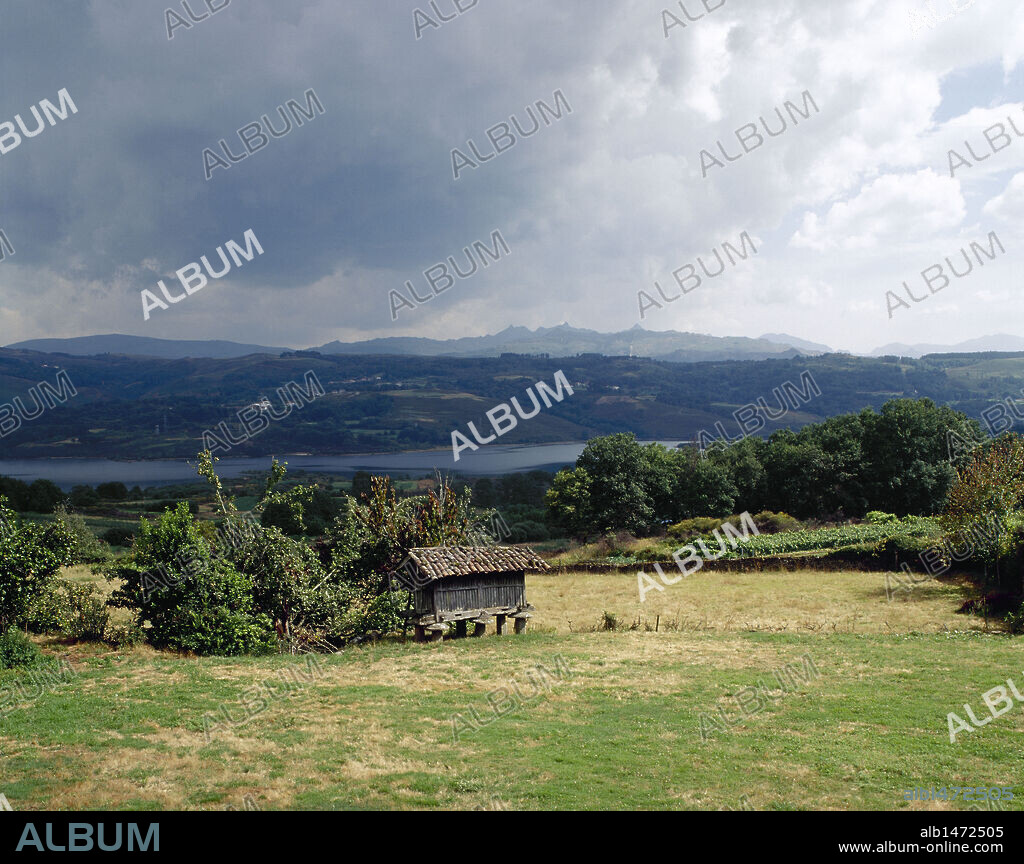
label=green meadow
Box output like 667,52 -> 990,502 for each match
1,567 -> 1021,811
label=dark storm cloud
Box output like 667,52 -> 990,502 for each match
0,1 -> 1022,351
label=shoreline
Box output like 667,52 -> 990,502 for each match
0,438 -> 692,464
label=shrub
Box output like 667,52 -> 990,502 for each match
1006,602 -> 1024,635
260,496 -> 305,535
667,517 -> 725,541
866,511 -> 900,525
53,504 -> 109,564
103,622 -> 147,649
750,511 -> 803,534
96,482 -> 128,501
25,584 -> 67,634
0,497 -> 76,632
957,592 -> 1021,618
134,557 -> 274,656
107,504 -> 276,656
223,522 -> 335,641
0,628 -> 42,669
508,520 -> 550,542
873,533 -> 934,565
70,586 -> 109,641
101,528 -> 135,547
27,580 -> 110,641
70,485 -> 100,508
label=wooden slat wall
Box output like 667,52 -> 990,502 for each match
426,572 -> 526,615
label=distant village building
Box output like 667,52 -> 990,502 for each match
398,546 -> 548,642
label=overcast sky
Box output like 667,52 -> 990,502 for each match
0,0 -> 1022,353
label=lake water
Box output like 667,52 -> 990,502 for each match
0,441 -> 690,489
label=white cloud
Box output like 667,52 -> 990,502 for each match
982,171 -> 1024,222
790,170 -> 966,250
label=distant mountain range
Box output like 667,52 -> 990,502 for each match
7,327 -> 1024,362
8,326 -> 822,363
7,334 -> 290,359
312,324 -> 822,362
868,334 -> 1024,358
758,333 -> 835,354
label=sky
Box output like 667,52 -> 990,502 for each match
0,0 -> 1023,354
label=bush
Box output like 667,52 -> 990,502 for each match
96,482 -> 128,501
131,557 -> 274,656
53,504 -> 109,564
667,517 -> 725,541
508,520 -> 550,542
957,592 -> 1022,618
28,580 -> 109,641
224,522 -> 336,641
667,513 -> 799,541
0,497 -> 76,632
0,628 -> 42,669
101,528 -> 135,547
1006,602 -> 1024,635
872,533 -> 935,566
866,511 -> 900,525
70,586 -> 109,641
25,582 -> 70,634
107,504 -> 276,656
70,485 -> 100,508
750,511 -> 803,534
104,622 -> 147,649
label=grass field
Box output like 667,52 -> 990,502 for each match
1,567 -> 1021,811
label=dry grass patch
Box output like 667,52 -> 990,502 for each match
529,568 -> 990,636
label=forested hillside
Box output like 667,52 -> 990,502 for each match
1,348 -> 1022,459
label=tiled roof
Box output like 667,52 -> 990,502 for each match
406,545 -> 550,581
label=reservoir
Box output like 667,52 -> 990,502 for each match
0,441 -> 690,489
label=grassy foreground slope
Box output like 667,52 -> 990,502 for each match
0,569 -> 1020,811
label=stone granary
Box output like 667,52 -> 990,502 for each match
398,546 -> 548,642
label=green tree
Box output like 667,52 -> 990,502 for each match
96,482 -> 129,501
759,433 -> 832,519
0,496 -> 76,632
940,435 -> 1024,600
326,475 -> 485,639
0,476 -> 31,511
705,438 -> 766,514
859,399 -> 973,515
670,452 -> 737,519
28,479 -> 65,513
797,413 -> 868,517
52,503 -> 109,564
546,467 -> 592,536
573,434 -> 657,533
70,485 -> 100,509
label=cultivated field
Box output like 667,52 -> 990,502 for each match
1,567 -> 1021,811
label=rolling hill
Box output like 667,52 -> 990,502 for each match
1,347 -> 1023,461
